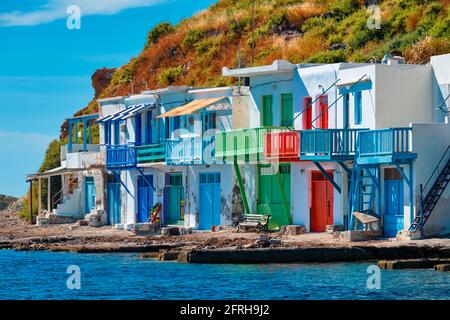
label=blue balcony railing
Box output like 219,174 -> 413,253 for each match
166,136 -> 217,165
357,127 -> 417,164
300,129 -> 368,161
106,145 -> 136,169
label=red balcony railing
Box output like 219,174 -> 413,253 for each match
264,130 -> 300,162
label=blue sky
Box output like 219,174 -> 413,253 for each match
0,0 -> 216,197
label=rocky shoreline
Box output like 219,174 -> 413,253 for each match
1,209 -> 450,265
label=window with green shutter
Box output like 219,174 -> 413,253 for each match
281,93 -> 293,126
261,95 -> 273,126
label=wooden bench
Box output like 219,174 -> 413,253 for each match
237,214 -> 271,233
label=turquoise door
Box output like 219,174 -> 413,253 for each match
384,179 -> 404,237
137,175 -> 154,223
199,173 -> 221,230
85,177 -> 95,213
164,173 -> 184,225
107,179 -> 121,225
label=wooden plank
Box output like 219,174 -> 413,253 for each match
353,211 -> 380,224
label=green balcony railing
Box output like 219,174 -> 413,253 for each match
215,127 -> 292,162
136,143 -> 166,164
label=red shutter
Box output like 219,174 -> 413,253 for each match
302,97 -> 313,130
320,95 -> 328,129
315,96 -> 321,129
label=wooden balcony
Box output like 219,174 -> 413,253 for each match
357,128 -> 417,165
215,127 -> 291,162
166,136 -> 217,165
136,143 -> 166,164
106,145 -> 136,169
264,131 -> 300,162
300,129 -> 367,161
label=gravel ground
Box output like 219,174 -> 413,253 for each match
1,209 -> 449,253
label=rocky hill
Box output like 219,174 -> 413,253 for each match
75,0 -> 449,118
0,195 -> 18,211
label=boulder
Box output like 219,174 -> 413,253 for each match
396,229 -> 422,241
281,225 -> 306,235
132,223 -> 161,236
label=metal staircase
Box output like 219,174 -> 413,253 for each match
410,145 -> 450,232
348,164 -> 379,229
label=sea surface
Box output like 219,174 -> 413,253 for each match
0,250 -> 448,300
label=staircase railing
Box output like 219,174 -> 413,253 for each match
437,93 -> 450,114
51,171 -> 83,209
289,78 -> 341,130
417,144 -> 450,230
311,74 -> 369,129
421,145 -> 450,197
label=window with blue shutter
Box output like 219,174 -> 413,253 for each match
354,91 -> 362,125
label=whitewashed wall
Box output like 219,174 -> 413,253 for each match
430,53 -> 450,123
411,122 -> 450,236
185,164 -> 234,228
375,64 -> 432,128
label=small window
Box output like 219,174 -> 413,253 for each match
281,93 -> 293,126
104,122 -> 111,145
199,172 -> 221,184
354,91 -> 362,125
114,121 -> 120,145
135,113 -> 142,146
168,173 -> 183,186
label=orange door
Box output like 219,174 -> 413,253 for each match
311,171 -> 334,232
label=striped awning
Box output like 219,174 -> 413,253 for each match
97,103 -> 155,123
157,97 -> 228,118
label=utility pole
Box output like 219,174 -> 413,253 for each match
251,0 -> 255,66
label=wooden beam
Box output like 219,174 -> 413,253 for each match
47,176 -> 51,214
313,162 -> 341,193
29,180 -> 33,225
275,169 -> 290,223
38,178 -> 42,216
234,161 -> 251,216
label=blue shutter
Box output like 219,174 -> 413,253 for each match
135,113 -> 142,146
354,91 -> 362,125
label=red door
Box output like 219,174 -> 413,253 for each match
311,171 -> 334,232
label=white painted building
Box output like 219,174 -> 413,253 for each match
97,86 -> 237,231
221,56 -> 450,237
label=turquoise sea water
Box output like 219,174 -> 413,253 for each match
0,250 -> 448,300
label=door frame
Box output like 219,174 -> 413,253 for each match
310,170 -> 334,232
84,176 -> 95,214
137,174 -> 154,223
198,172 -> 221,230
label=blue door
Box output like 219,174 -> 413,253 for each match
384,179 -> 404,237
199,173 -> 221,230
85,177 -> 95,213
107,179 -> 121,225
137,175 -> 154,223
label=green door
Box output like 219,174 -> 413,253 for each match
261,95 -> 273,126
281,93 -> 293,126
257,164 -> 291,230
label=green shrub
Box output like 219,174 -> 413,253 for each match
20,139 -> 62,220
183,29 -> 206,48
263,11 -> 290,34
157,66 -> 183,86
330,0 -> 359,20
146,22 -> 174,47
306,49 -> 346,63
